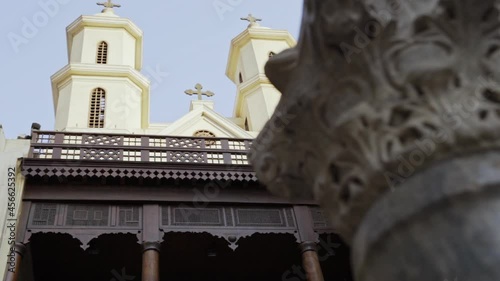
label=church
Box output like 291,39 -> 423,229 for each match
0,2 -> 352,280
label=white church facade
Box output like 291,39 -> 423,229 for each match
50,6 -> 294,137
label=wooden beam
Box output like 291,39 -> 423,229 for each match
23,185 -> 318,205
294,206 -> 318,242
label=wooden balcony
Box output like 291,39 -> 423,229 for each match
28,131 -> 252,165
21,131 -> 257,183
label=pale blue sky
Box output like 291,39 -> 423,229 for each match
0,0 -> 303,138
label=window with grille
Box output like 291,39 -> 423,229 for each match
88,88 -> 106,128
96,41 -> 108,64
245,118 -> 249,131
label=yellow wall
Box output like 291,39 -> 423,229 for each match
0,128 -> 30,279
226,26 -> 296,132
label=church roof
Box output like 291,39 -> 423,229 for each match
157,101 -> 254,139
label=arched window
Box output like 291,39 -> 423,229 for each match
96,41 -> 108,64
194,130 -> 216,138
194,130 -> 216,147
88,88 -> 106,128
245,118 -> 249,131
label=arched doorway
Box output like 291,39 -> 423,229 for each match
160,232 -> 300,281
26,233 -> 141,281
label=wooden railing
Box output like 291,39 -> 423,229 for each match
28,131 -> 252,166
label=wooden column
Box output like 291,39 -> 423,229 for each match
142,242 -> 160,281
300,241 -> 324,281
5,243 -> 26,281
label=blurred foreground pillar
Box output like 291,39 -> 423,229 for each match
250,0 -> 500,280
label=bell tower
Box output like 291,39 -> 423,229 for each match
226,14 -> 296,132
51,1 -> 150,132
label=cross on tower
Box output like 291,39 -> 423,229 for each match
241,14 -> 262,26
97,0 -> 121,9
184,83 -> 215,100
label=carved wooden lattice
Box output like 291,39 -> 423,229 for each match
168,138 -> 202,148
63,135 -> 82,145
61,149 -> 80,160
118,206 -> 140,227
228,140 -> 247,150
123,150 -> 141,162
162,206 -> 296,229
169,152 -> 205,163
29,203 -> 141,229
83,135 -> 122,146
82,149 -> 122,160
124,137 -> 141,146
66,205 -> 109,227
235,208 -> 285,227
33,148 -> 53,159
28,131 -> 253,166
310,207 -> 333,228
32,204 -> 57,226
149,138 -> 166,147
36,134 -> 55,144
172,207 -> 224,226
230,154 -> 249,165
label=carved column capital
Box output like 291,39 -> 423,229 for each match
251,0 -> 500,243
14,243 -> 26,257
299,241 -> 318,253
142,241 -> 161,253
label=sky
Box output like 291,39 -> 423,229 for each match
0,0 -> 303,139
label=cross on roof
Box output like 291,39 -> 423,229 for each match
184,83 -> 215,100
97,0 -> 121,9
241,14 -> 262,26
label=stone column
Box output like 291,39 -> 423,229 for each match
5,243 -> 26,281
250,1 -> 500,280
142,242 -> 160,281
300,242 -> 324,281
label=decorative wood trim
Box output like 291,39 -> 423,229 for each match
21,158 -> 257,183
21,202 -> 334,251
142,204 -> 160,243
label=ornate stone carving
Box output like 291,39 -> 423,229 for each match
250,0 -> 500,279
252,0 -> 500,240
